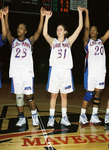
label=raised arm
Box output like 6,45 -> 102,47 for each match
43,11 -> 54,47
4,6 -> 14,45
100,30 -> 109,44
68,6 -> 83,47
82,8 -> 90,46
0,10 -> 6,41
29,7 -> 46,45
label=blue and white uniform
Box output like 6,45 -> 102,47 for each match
0,34 -> 6,88
84,38 -> 106,91
46,38 -> 75,93
10,38 -> 34,94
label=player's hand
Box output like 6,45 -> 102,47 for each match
3,6 -> 9,15
78,6 -> 83,12
40,7 -> 52,17
0,10 -> 4,19
40,7 -> 46,16
45,11 -> 53,19
82,7 -> 88,13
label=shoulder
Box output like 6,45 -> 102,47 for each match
25,38 -> 31,42
84,38 -> 91,47
52,38 -> 57,43
64,38 -> 68,41
98,38 -> 103,42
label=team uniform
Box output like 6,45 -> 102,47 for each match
46,38 -> 75,93
0,34 -> 6,88
79,38 -> 106,125
84,38 -> 106,91
10,38 -> 34,94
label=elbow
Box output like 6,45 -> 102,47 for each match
43,31 -> 47,37
2,33 -> 7,39
79,25 -> 83,31
108,30 -> 109,37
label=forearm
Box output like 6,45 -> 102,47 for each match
36,14 -> 44,36
101,29 -> 109,43
43,17 -> 49,37
43,16 -> 54,47
78,10 -> 83,30
68,10 -> 83,46
84,11 -> 90,29
5,13 -> 13,44
30,14 -> 44,44
5,14 -> 10,33
106,30 -> 109,38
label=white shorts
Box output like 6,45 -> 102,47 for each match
84,73 -> 106,91
46,67 -> 75,93
11,77 -> 34,95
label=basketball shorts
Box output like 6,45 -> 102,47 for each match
11,76 -> 34,95
46,67 -> 75,93
84,72 -> 106,91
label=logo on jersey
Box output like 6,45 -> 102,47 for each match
24,86 -> 32,90
99,82 -> 104,85
65,85 -> 71,89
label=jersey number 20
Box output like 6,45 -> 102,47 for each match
94,46 -> 104,55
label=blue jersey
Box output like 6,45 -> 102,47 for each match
0,34 -> 6,47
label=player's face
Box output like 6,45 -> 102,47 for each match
17,24 -> 27,37
90,26 -> 98,38
56,25 -> 66,38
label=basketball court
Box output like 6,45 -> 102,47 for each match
0,83 -> 109,150
0,0 -> 109,149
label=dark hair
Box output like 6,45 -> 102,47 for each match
17,23 -> 28,37
90,26 -> 98,32
57,24 -> 68,38
19,23 -> 27,31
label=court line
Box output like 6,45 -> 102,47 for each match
0,103 -> 55,149
36,108 -> 55,150
0,103 -> 106,113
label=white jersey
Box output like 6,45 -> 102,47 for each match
84,38 -> 106,74
49,38 -> 73,69
9,38 -> 34,77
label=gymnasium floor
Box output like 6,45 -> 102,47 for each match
0,83 -> 109,150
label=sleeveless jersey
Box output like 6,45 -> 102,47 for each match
49,38 -> 73,69
84,38 -> 106,74
9,38 -> 34,77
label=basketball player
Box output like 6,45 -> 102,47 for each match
0,9 -> 6,88
79,8 -> 109,124
43,6 -> 83,127
4,6 -> 47,127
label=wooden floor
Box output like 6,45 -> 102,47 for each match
0,83 -> 109,150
